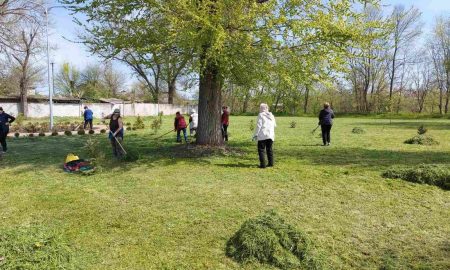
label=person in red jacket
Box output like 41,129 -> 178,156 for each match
174,112 -> 188,143
221,106 -> 230,141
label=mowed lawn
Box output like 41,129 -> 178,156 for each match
1,116 -> 449,269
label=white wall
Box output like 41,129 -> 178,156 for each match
0,102 -> 198,118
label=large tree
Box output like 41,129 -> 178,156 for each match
64,0 -> 377,145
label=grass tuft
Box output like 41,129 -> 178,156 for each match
352,127 -> 365,134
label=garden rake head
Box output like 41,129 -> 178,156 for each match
311,125 -> 320,134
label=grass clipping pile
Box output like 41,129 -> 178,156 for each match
352,127 -> 365,134
382,164 -> 450,190
226,211 -> 323,269
404,125 -> 439,145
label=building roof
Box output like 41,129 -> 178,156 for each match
0,95 -> 81,104
98,98 -> 132,104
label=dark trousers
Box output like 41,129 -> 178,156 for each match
177,128 -> 188,142
84,119 -> 93,130
0,126 -> 9,152
110,136 -> 125,157
258,139 -> 274,168
222,124 -> 229,141
321,124 -> 332,145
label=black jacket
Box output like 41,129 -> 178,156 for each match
318,109 -> 334,126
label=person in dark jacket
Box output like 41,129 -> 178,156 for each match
0,107 -> 16,153
318,102 -> 335,146
104,108 -> 125,158
221,106 -> 230,141
174,112 -> 188,143
83,106 -> 94,130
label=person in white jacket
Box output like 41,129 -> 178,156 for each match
189,109 -> 198,136
253,103 -> 276,168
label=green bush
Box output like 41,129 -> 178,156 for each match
417,125 -> 428,135
150,116 -> 162,134
290,121 -> 297,128
100,129 -> 106,134
134,115 -> 145,129
88,129 -> 95,135
64,130 -> 72,136
249,119 -> 255,132
38,132 -> 45,137
126,126 -> 132,131
382,164 -> 450,190
77,129 -> 86,135
352,127 -> 365,134
404,135 -> 439,145
226,211 -> 323,269
51,131 -> 58,136
14,132 -> 20,138
28,133 -> 34,137
0,225 -> 75,269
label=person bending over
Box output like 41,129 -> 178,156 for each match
174,112 -> 188,143
104,108 -> 125,158
83,106 -> 94,130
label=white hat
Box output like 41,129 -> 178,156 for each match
191,109 -> 196,114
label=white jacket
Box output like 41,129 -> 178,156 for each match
254,112 -> 276,141
190,113 -> 198,128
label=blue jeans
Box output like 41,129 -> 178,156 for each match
177,128 -> 188,142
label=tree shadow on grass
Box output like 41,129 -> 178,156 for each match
277,147 -> 450,168
353,120 -> 450,130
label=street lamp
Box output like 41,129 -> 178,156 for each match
38,4 -> 66,130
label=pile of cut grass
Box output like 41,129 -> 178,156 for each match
226,211 -> 324,269
352,127 -> 365,134
404,135 -> 439,145
382,164 -> 450,190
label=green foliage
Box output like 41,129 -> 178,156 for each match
134,115 -> 145,130
226,211 -> 323,270
51,131 -> 58,136
14,113 -> 25,126
64,130 -> 73,136
88,129 -> 95,135
0,225 -> 75,269
352,127 -> 365,134
290,121 -> 297,128
83,137 -> 105,163
417,125 -> 428,135
28,133 -> 34,137
404,135 -> 439,145
126,126 -> 132,131
249,119 -> 255,132
38,132 -> 45,137
77,129 -> 86,135
382,164 -> 450,190
150,115 -> 163,134
100,129 -> 106,134
14,132 -> 19,138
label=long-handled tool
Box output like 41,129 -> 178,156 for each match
109,131 -> 127,155
153,129 -> 174,140
311,125 -> 320,134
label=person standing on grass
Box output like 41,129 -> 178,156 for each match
318,102 -> 335,146
221,106 -> 230,142
104,108 -> 125,158
174,112 -> 188,143
253,103 -> 276,169
0,107 -> 15,154
189,109 -> 198,136
83,106 -> 94,130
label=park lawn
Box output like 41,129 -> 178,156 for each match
1,116 -> 449,269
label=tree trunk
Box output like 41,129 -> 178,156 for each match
196,61 -> 223,146
168,79 -> 176,105
304,85 -> 310,114
19,78 -> 28,117
242,92 -> 250,113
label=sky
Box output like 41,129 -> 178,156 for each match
39,0 -> 450,95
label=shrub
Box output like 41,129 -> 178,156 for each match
226,210 -> 323,269
150,116 -> 162,134
290,121 -> 297,128
404,135 -> 439,145
126,126 -> 132,131
417,125 -> 428,135
29,133 -> 34,137
382,164 -> 450,190
64,130 -> 72,136
132,127 -> 137,131
352,127 -> 365,134
126,122 -> 131,126
134,115 -> 145,129
100,129 -> 106,134
83,137 -> 105,161
51,131 -> 58,136
15,113 -> 25,126
77,129 -> 86,135
88,129 -> 95,135
14,132 -> 20,138
38,132 -> 45,137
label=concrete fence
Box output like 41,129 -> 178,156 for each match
0,102 -> 197,118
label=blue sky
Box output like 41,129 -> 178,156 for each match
42,0 -> 450,95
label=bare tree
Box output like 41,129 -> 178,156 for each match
411,54 -> 433,113
102,61 -> 126,97
387,5 -> 422,102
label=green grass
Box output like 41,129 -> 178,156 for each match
1,117 -> 449,269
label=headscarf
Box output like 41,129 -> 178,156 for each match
259,103 -> 269,113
